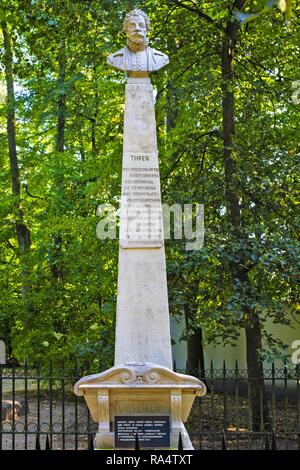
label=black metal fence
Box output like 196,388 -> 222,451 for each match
184,361 -> 300,450
0,363 -> 96,450
0,362 -> 299,450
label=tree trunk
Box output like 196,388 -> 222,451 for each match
56,38 -> 66,154
184,304 -> 205,378
220,1 -> 270,431
172,0 -> 271,428
91,39 -> 98,155
50,38 -> 67,281
187,327 -> 205,377
221,0 -> 269,431
245,316 -> 271,431
1,20 -> 31,303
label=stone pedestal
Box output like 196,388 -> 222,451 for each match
74,362 -> 206,449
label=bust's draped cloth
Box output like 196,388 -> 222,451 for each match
107,46 -> 169,72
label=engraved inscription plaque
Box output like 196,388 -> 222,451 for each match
115,415 -> 170,448
120,152 -> 164,248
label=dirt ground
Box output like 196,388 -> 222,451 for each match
1,396 -> 95,450
1,393 -> 299,450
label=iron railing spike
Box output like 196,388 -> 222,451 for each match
35,434 -> 41,450
178,432 -> 183,450
221,430 -> 227,450
88,433 -> 94,450
135,432 -> 140,450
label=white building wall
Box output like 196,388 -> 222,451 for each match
171,312 -> 300,370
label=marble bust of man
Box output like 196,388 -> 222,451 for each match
107,9 -> 169,73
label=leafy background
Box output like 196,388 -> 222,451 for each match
0,0 -> 299,374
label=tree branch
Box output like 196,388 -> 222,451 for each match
24,185 -> 44,200
170,0 -> 224,31
161,130 -> 221,192
157,52 -> 218,101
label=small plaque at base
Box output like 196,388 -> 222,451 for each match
114,415 -> 170,448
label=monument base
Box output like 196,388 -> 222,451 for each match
74,362 -> 206,450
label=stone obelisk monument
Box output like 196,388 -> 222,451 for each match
74,10 -> 206,450
113,15 -> 171,369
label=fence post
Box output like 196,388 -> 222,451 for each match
12,362 -> 15,450
234,360 -> 240,447
24,360 -> 28,450
135,433 -> 140,450
223,360 -> 227,431
271,431 -> 277,450
178,432 -> 183,450
61,361 -> 65,450
221,430 -> 227,450
35,434 -> 41,450
210,360 -> 215,442
74,361 -> 79,451
265,433 -> 270,450
45,434 -> 51,450
296,364 -> 300,449
0,363 -> 2,451
37,362 -> 41,449
49,361 -> 53,449
88,433 -> 94,450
